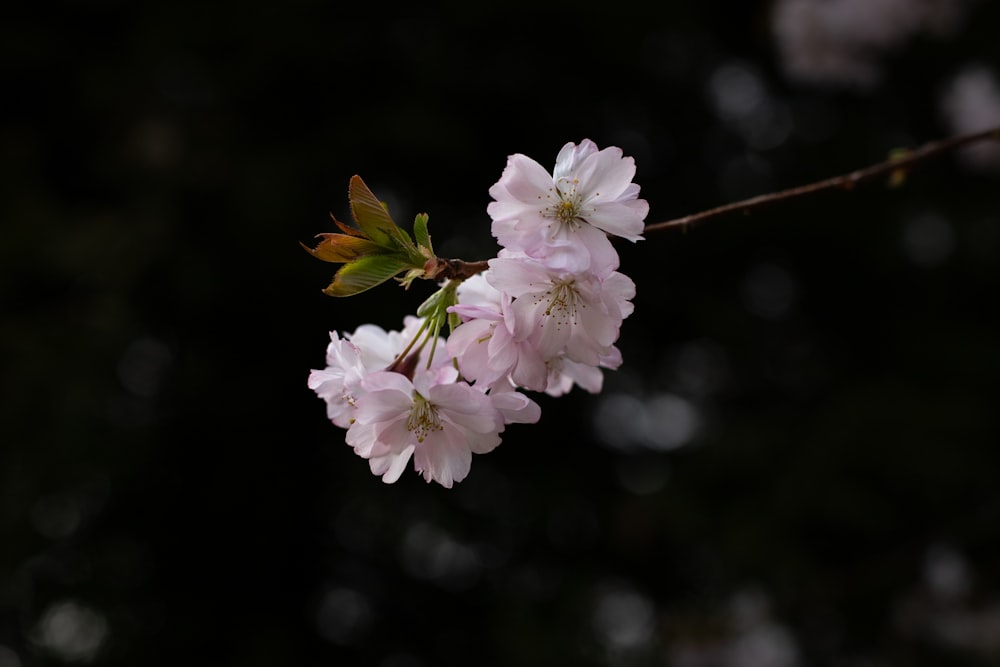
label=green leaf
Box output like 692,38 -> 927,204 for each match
416,288 -> 444,318
416,280 -> 459,319
348,175 -> 413,249
397,267 -> 424,290
413,213 -> 432,255
322,254 -> 412,297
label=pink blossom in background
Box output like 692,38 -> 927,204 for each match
939,64 -> 1000,169
770,0 -> 975,88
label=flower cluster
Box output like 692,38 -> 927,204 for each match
308,140 -> 648,487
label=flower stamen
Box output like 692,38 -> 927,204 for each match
407,393 -> 443,443
544,178 -> 586,229
539,279 -> 580,330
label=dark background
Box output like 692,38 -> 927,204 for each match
3,1 -> 1000,666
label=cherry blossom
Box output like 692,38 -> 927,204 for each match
446,273 -> 549,392
486,254 -> 636,367
543,348 -> 621,398
487,139 -> 648,276
309,139 -> 645,487
486,378 -> 543,424
308,316 -> 445,429
306,331 -> 367,429
345,365 -> 505,488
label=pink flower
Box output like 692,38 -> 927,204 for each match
345,365 -> 504,488
307,331 -> 367,428
310,139 -> 647,487
447,273 -> 549,392
543,347 -> 622,397
308,317 -> 448,428
487,254 -> 636,367
486,378 -> 542,424
487,139 -> 648,276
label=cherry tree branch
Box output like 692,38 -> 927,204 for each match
429,125 -> 1000,280
643,125 -> 1000,234
423,257 -> 491,281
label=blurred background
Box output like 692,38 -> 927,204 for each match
3,1 -> 1000,665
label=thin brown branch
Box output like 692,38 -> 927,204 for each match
424,257 -> 491,281
644,125 -> 1000,234
427,125 -> 1000,278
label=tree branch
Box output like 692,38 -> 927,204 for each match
643,125 -> 1000,234
423,257 -> 491,281
430,125 -> 1000,278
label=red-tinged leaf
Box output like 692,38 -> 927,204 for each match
329,212 -> 366,237
348,175 -> 411,248
322,254 -> 412,297
301,233 -> 384,263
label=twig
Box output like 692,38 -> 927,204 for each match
424,257 -> 491,281
430,125 -> 1000,277
643,125 -> 1000,234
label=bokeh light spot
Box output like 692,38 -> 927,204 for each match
315,587 -> 373,646
31,600 -> 109,663
901,213 -> 954,267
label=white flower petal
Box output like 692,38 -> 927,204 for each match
414,428 -> 472,488
371,444 -> 415,484
489,154 -> 556,205
585,202 -> 647,241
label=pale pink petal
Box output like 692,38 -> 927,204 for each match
553,139 -> 600,179
428,385 -> 500,434
455,272 -> 502,310
307,367 -> 339,392
485,326 -> 518,373
579,300 -> 620,349
346,324 -> 399,369
600,345 -> 623,370
370,444 -> 415,484
489,385 -> 542,425
486,256 -> 552,299
412,365 -> 460,396
355,386 -> 412,424
486,197 -> 541,229
361,370 -> 414,394
347,420 -> 400,460
544,356 -> 605,397
463,428 -> 503,455
490,154 -> 557,205
509,349 -> 549,392
579,149 -> 636,201
371,416 -> 412,451
448,320 -> 500,387
414,428 -> 472,488
585,202 -> 647,241
448,303 -> 501,322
